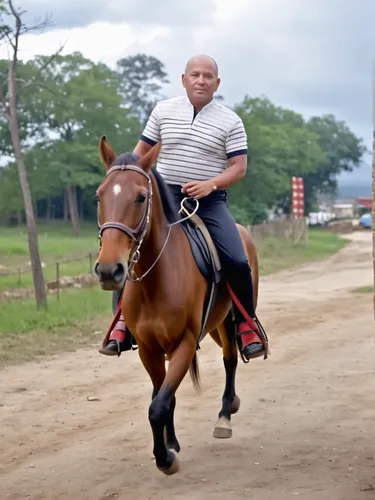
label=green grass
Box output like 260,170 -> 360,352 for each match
0,287 -> 110,335
0,259 -> 95,291
257,228 -> 349,275
352,285 -> 373,294
0,220 -> 98,269
0,287 -> 112,366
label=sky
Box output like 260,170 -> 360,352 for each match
5,0 -> 375,186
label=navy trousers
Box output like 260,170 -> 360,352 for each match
167,184 -> 256,322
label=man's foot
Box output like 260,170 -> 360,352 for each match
99,315 -> 137,357
237,320 -> 265,360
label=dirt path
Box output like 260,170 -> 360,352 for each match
1,232 -> 374,500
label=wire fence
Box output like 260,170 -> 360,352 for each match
0,253 -> 97,302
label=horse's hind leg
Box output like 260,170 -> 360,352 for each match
213,312 -> 240,439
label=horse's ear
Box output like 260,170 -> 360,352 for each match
138,143 -> 161,172
99,136 -> 116,170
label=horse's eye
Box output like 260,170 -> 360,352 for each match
136,193 -> 146,204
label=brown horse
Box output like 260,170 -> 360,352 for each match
95,136 -> 262,475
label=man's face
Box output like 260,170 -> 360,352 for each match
182,58 -> 220,107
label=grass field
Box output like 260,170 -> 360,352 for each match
352,285 -> 373,294
257,229 -> 348,275
0,223 -> 349,366
0,221 -> 98,291
0,221 -> 98,268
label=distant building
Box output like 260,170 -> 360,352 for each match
355,197 -> 372,212
332,200 -> 355,219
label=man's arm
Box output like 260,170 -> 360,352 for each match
133,139 -> 154,157
209,153 -> 247,190
182,116 -> 248,198
181,153 -> 247,198
210,116 -> 248,188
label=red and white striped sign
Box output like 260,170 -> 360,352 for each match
291,176 -> 304,218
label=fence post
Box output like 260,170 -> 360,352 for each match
89,253 -> 93,274
56,262 -> 60,301
89,253 -> 93,287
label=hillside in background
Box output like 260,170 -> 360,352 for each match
336,182 -> 371,199
336,160 -> 371,199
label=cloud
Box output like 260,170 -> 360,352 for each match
5,0 -> 375,185
18,0 -> 216,29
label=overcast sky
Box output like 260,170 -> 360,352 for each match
7,0 -> 375,185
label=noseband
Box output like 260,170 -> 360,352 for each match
97,164 -> 152,267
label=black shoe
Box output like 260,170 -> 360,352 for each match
241,342 -> 265,360
99,331 -> 138,357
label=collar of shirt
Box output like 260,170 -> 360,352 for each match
184,95 -> 216,114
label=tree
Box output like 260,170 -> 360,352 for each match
304,115 -> 367,212
17,52 -> 141,233
116,54 -> 169,126
231,97 -> 366,220
231,96 -> 325,224
0,1 -> 63,308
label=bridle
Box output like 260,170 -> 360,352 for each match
97,164 -> 153,281
97,163 -> 199,282
98,164 -> 152,245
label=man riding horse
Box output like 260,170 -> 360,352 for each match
99,54 -> 268,362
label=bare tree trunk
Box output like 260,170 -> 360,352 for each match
78,188 -> 84,221
372,102 -> 375,321
66,185 -> 80,236
63,189 -> 68,221
46,197 -> 51,220
16,210 -> 22,225
8,60 -> 47,308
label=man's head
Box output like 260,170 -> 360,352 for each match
182,55 -> 220,109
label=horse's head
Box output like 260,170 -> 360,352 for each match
94,136 -> 160,290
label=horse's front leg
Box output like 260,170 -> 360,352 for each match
152,388 -> 180,453
137,343 -> 174,463
149,333 -> 197,475
214,312 -> 240,439
149,386 -> 180,474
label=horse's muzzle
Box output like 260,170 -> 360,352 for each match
95,261 -> 127,290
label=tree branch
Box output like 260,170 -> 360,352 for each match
8,0 -> 21,68
21,43 -> 66,91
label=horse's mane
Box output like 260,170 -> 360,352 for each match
113,152 -> 181,225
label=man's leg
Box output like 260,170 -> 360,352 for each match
197,192 -> 266,361
99,288 -> 137,356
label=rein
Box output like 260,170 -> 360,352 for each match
97,163 -> 199,282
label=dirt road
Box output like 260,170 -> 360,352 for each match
1,232 -> 374,500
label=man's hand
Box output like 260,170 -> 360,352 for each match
181,180 -> 214,199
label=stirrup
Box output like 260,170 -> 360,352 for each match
236,319 -> 269,363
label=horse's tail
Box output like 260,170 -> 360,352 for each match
189,352 -> 201,394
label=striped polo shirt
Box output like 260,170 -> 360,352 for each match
140,96 -> 248,186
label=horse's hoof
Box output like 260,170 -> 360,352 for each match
158,451 -> 180,476
231,395 -> 241,415
167,440 -> 181,454
213,416 -> 232,439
